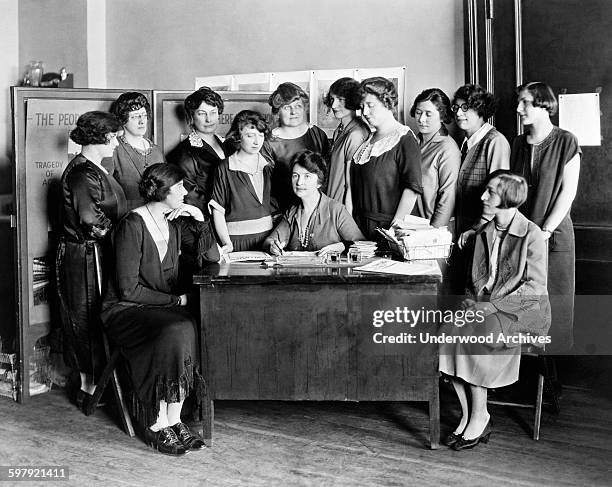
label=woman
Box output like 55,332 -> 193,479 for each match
101,163 -> 219,456
410,88 -> 460,229
166,87 -> 227,213
453,84 -> 510,237
210,110 -> 274,253
440,170 -> 550,450
262,82 -> 330,211
264,150 -> 364,255
351,76 -> 423,240
56,111 -> 126,410
511,81 -> 581,352
108,92 -> 165,210
323,77 -> 370,214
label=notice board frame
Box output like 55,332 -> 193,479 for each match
10,87 -> 153,403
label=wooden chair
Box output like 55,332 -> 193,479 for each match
88,331 -> 135,437
488,344 -> 560,440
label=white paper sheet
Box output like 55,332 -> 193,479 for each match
559,93 -> 601,146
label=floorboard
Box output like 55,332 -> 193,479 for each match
0,383 -> 610,486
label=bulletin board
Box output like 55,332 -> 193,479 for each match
196,67 -> 407,139
11,87 -> 152,402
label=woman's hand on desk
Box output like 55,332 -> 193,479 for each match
167,204 -> 205,222
267,239 -> 286,256
317,242 -> 345,256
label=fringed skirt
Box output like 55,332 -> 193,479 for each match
104,305 -> 204,426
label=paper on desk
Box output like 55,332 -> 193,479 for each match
354,258 -> 440,276
223,251 -> 272,263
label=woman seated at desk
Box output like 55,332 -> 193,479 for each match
102,163 -> 219,456
209,110 -> 274,254
439,170 -> 550,451
264,150 -> 364,256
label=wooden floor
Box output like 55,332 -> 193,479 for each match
1,382 -> 611,487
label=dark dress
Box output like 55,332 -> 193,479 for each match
262,126 -> 330,212
511,126 -> 581,352
56,154 -> 127,376
103,136 -> 165,211
209,157 -> 274,251
101,212 -> 219,425
351,125 -> 423,240
166,133 -> 227,213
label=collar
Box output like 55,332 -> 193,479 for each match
188,131 -> 224,148
480,210 -> 529,239
463,122 -> 493,151
418,129 -> 446,147
228,153 -> 267,174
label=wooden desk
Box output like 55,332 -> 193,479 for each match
194,262 -> 442,448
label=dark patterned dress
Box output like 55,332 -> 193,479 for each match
56,154 -> 127,376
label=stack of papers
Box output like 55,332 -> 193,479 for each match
354,258 -> 440,276
349,240 -> 378,258
273,251 -> 325,266
222,251 -> 271,263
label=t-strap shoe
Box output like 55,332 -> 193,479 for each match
145,427 -> 189,456
171,422 -> 206,450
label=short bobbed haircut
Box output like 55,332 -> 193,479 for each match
517,81 -> 558,116
452,84 -> 497,120
486,169 -> 528,209
410,88 -> 453,125
224,110 -> 271,152
268,82 -> 309,114
290,150 -> 327,187
111,92 -> 151,125
139,163 -> 186,203
324,77 -> 362,111
360,77 -> 398,111
69,111 -> 122,145
184,87 -> 224,125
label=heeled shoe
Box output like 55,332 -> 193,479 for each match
171,422 -> 206,450
452,421 -> 492,450
75,390 -> 95,416
442,430 -> 464,447
144,427 -> 189,456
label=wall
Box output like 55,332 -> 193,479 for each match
18,0 -> 88,88
106,0 -> 464,105
0,0 -> 19,347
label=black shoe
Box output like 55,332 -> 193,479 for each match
442,431 -> 463,447
76,390 -> 95,416
144,427 -> 189,456
452,421 -> 492,451
171,422 -> 206,450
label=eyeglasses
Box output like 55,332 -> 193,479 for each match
128,113 -> 148,121
281,103 -> 304,113
451,103 -> 470,113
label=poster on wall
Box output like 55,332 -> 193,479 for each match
153,91 -> 272,156
195,66 -> 407,136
